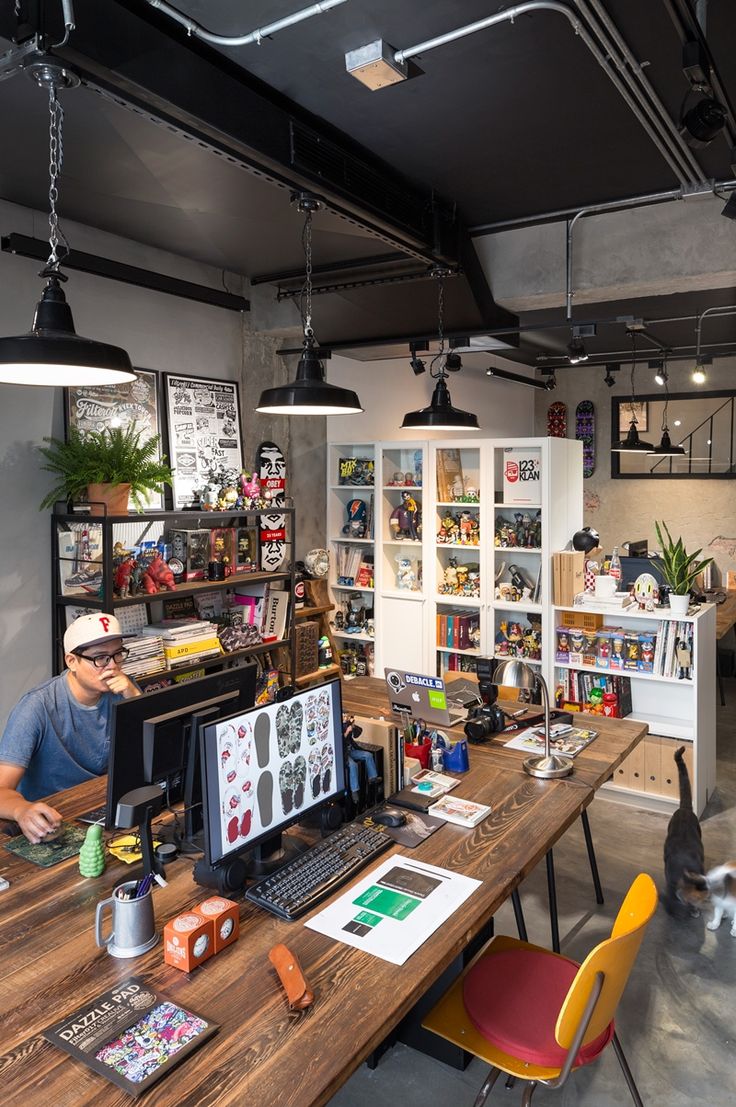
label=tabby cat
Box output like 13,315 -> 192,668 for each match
662,746 -> 705,916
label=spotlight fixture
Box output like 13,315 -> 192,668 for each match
401,269 -> 480,431
722,193 -> 736,222
543,370 -> 557,391
445,351 -> 462,371
409,344 -> 426,375
0,60 -> 136,387
611,332 -> 655,453
567,338 -> 588,364
647,359 -> 685,457
650,359 -> 667,386
603,364 -> 619,388
257,195 -> 362,415
680,96 -> 727,148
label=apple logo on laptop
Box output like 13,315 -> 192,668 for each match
411,691 -> 420,702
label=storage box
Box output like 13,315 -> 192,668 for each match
595,630 -> 611,669
209,527 -> 236,576
624,632 -> 641,671
195,897 -> 239,954
163,910 -> 215,972
553,552 -> 586,606
236,526 -> 259,573
558,608 -> 604,631
169,529 -> 210,581
294,619 -> 319,677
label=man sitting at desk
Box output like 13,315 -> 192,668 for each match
0,613 -> 140,844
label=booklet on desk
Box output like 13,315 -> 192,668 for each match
503,725 -> 598,757
43,977 -> 217,1097
426,795 -> 492,827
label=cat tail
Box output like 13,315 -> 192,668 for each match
674,745 -> 693,811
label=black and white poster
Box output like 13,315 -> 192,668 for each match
164,374 -> 243,509
65,368 -> 164,510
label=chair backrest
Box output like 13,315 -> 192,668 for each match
556,872 -> 657,1049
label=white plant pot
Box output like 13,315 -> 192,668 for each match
668,593 -> 690,615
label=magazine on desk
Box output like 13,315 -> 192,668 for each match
426,795 -> 492,827
43,977 -> 217,1097
503,725 -> 598,757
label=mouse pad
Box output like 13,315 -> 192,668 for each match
3,823 -> 86,867
362,810 -> 444,848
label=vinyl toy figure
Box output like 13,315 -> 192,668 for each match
676,639 -> 692,680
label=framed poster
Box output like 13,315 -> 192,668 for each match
65,368 -> 165,509
164,374 -> 243,510
619,401 -> 648,433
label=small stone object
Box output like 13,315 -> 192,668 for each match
79,823 -> 106,878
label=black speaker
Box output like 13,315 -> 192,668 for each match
193,856 -> 248,895
320,802 -> 345,836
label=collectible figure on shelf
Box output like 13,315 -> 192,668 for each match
633,572 -> 659,611
239,470 -> 263,508
388,470 -> 405,486
403,472 -> 416,486
114,556 -> 136,598
468,623 -> 481,650
676,639 -> 692,680
449,474 -> 465,501
345,592 -> 366,633
610,631 -> 625,670
141,552 -> 176,594
461,481 -> 480,503
440,559 -> 459,594
439,511 -> 459,543
389,493 -> 420,541
342,498 -> 368,538
395,555 -> 418,590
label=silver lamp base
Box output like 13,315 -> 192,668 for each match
523,752 -> 575,779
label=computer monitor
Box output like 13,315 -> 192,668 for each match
199,678 -> 346,880
106,664 -> 257,832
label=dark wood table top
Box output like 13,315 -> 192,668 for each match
716,592 -> 736,639
0,683 -> 646,1107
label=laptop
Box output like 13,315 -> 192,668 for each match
383,667 -> 469,727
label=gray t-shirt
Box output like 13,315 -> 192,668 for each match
0,673 -> 125,802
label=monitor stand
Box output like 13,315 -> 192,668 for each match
248,830 -> 308,877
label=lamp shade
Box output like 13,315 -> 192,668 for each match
0,276 -> 136,387
611,420 -> 655,453
401,377 -> 480,431
492,658 -> 538,691
648,429 -> 686,456
256,337 -> 362,415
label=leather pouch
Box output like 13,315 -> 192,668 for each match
268,943 -> 315,1010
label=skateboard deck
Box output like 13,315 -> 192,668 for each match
256,441 -> 287,572
575,400 -> 596,477
547,401 -> 567,438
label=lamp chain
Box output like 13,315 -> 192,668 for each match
429,269 -> 448,380
47,84 -> 70,270
628,331 -> 638,425
301,207 -> 313,338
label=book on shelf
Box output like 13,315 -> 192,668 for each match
261,588 -> 289,643
352,717 -> 401,795
43,976 -> 217,1097
163,636 -> 221,661
427,794 -> 491,827
436,608 -> 480,650
578,592 -> 634,609
503,725 -> 598,757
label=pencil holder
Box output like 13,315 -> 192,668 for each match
95,880 -> 158,959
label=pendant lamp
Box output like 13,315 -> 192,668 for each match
401,268 -> 480,431
0,60 -> 135,387
648,362 -> 686,456
611,331 -> 654,453
256,194 -> 362,415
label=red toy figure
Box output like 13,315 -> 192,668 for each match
141,552 -> 176,593
114,556 -> 136,598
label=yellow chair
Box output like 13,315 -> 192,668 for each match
423,872 -> 657,1106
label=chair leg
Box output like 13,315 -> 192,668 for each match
505,1074 -> 516,1089
472,1066 -> 501,1107
546,850 -> 561,953
520,1080 -> 537,1106
511,888 -> 528,941
580,809 -> 604,905
612,1032 -> 644,1107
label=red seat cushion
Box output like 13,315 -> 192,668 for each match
462,948 -> 613,1068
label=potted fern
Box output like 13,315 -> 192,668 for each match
38,424 -> 174,514
653,520 -> 712,615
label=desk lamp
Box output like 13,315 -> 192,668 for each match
493,659 -> 574,779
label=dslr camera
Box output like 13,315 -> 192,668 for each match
463,657 -> 508,743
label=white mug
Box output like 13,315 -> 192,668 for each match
594,575 -> 617,599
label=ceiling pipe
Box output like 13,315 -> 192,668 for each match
695,304 -> 736,361
391,2 -> 700,185
537,338 -> 733,365
146,0 -> 349,48
486,366 -> 548,389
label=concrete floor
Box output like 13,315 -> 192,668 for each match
328,678 -> 736,1107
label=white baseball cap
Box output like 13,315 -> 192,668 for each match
64,613 -> 123,655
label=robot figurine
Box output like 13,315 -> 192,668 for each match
676,639 -> 692,680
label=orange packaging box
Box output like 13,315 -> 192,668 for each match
164,910 -> 215,972
195,896 -> 240,954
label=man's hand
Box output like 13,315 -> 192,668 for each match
15,801 -> 62,845
102,671 -> 141,698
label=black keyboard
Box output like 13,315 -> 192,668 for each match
245,821 -> 393,921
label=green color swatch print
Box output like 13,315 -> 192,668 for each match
353,886 -> 421,921
354,910 -> 383,928
428,689 -> 447,711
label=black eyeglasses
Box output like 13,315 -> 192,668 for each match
76,648 -> 130,669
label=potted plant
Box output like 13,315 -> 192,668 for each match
653,519 -> 712,615
38,424 -> 174,514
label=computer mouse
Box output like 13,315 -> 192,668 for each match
373,809 -> 407,828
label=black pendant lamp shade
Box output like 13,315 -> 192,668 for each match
401,376 -> 480,431
0,275 -> 136,387
648,428 -> 686,456
611,419 -> 655,453
256,335 -> 362,415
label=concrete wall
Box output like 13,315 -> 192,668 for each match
0,199 -> 301,729
532,356 -> 736,584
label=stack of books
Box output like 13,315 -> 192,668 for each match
120,633 -> 166,680
142,619 -> 222,668
579,591 -> 634,610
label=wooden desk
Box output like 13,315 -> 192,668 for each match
716,592 -> 736,640
0,689 -> 646,1107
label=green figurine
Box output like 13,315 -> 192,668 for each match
79,823 -> 106,878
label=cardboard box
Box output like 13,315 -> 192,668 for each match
169,529 -> 210,581
195,897 -> 239,954
559,609 -> 604,631
553,552 -> 585,606
164,911 -> 215,972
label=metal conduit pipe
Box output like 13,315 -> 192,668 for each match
146,0 -> 348,47
469,176 -> 736,234
695,305 -> 736,360
393,2 -> 697,185
583,0 -> 704,182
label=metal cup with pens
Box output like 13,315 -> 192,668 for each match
96,876 -> 158,957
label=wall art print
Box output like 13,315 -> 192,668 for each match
163,374 -> 243,510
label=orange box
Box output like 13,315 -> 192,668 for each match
558,609 -> 604,631
164,910 -> 215,972
195,896 -> 240,954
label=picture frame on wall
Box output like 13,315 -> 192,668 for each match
65,367 -> 165,510
163,373 -> 243,510
619,401 -> 648,432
